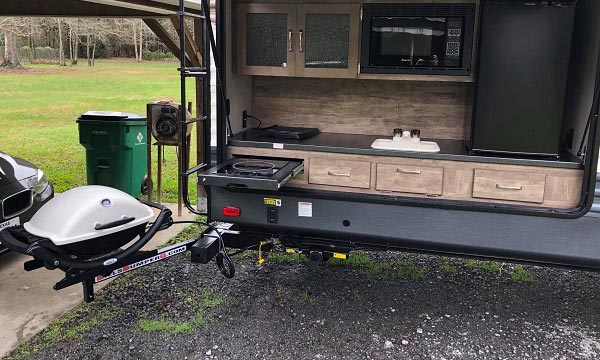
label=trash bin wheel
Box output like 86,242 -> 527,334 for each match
141,176 -> 149,196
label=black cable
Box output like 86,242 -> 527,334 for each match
246,114 -> 263,130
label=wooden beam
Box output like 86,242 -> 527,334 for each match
169,15 -> 203,67
0,0 -> 162,17
143,18 -> 193,63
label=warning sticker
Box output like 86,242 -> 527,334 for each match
298,202 -> 313,217
264,198 -> 282,207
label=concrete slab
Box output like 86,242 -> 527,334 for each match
0,203 -> 197,358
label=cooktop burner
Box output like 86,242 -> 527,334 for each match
217,159 -> 294,178
231,160 -> 277,176
200,157 -> 304,191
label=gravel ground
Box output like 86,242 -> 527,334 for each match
8,249 -> 600,360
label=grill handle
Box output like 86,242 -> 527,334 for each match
95,217 -> 136,231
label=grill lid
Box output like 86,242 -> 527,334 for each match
24,186 -> 154,246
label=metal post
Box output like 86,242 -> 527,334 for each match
82,280 -> 94,303
179,0 -> 188,217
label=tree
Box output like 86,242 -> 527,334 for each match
2,30 -> 20,68
132,19 -> 144,61
57,19 -> 65,66
1,18 -> 22,68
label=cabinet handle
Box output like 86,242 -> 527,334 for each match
288,29 -> 293,52
328,171 -> 351,177
299,30 -> 303,52
496,184 -> 523,191
397,169 -> 421,174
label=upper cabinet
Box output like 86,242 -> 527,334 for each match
236,4 -> 297,76
236,3 -> 360,78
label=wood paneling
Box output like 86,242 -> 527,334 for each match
472,169 -> 546,203
376,163 -> 444,195
253,77 -> 472,140
309,157 -> 371,188
227,146 -> 584,209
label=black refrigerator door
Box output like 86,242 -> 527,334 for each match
471,0 -> 576,157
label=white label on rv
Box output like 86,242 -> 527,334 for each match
298,202 -> 313,217
273,143 -> 284,149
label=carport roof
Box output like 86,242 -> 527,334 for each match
0,0 -> 202,17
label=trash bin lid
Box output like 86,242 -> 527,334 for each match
78,111 -> 145,121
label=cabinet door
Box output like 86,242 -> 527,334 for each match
296,4 -> 360,78
236,3 -> 296,76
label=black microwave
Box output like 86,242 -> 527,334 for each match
360,3 -> 476,76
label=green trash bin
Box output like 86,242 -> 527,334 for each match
77,111 -> 147,198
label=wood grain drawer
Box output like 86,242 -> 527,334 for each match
376,163 -> 444,195
472,169 -> 547,203
309,158 -> 371,189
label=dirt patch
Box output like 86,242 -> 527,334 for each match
8,251 -> 600,360
0,67 -> 57,75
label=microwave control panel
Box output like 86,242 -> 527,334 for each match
445,18 -> 464,61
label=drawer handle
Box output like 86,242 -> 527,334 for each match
328,171 -> 351,177
288,29 -> 293,52
496,184 -> 523,191
397,169 -> 421,174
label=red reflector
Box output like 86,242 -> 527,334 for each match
222,206 -> 241,217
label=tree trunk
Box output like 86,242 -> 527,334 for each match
27,35 -> 34,63
1,31 -> 21,68
138,20 -> 143,61
31,36 -> 36,61
86,34 -> 91,67
133,21 -> 139,61
57,19 -> 65,66
73,35 -> 79,65
91,40 -> 96,67
68,25 -> 73,65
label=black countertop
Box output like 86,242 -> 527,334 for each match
229,130 -> 583,169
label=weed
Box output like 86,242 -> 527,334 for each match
440,258 -> 458,276
464,259 -> 479,268
509,266 -> 533,283
463,259 -> 501,273
137,288 -> 222,335
397,259 -> 427,280
139,318 -> 178,333
201,289 -> 224,308
480,261 -> 501,272
352,291 -> 362,302
346,251 -> 372,267
300,291 -> 317,304
268,252 -> 303,264
364,262 -> 394,281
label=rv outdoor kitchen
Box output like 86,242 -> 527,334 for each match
3,0 -> 600,301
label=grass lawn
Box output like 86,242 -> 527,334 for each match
0,59 -> 200,203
